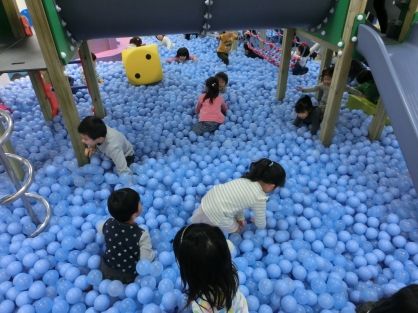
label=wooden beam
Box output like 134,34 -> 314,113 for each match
28,71 -> 53,121
79,41 -> 106,118
320,0 -> 367,146
398,0 -> 418,42
0,122 -> 24,181
277,28 -> 295,101
318,47 -> 333,84
296,29 -> 338,51
25,0 -> 88,165
2,0 -> 26,39
368,99 -> 387,140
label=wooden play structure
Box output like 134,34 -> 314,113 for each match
277,0 -> 418,144
1,0 -> 418,192
0,0 -> 106,169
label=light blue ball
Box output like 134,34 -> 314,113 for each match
137,287 -> 154,304
93,295 -> 110,311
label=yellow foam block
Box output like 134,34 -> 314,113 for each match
122,44 -> 163,85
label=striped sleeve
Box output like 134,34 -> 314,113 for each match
252,197 -> 267,229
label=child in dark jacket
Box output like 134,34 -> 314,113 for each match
293,95 -> 323,135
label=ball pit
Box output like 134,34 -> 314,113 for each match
1,34 -> 418,312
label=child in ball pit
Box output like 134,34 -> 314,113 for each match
173,223 -> 249,313
100,188 -> 155,283
191,158 -> 286,233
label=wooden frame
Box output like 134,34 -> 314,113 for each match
276,28 -> 295,101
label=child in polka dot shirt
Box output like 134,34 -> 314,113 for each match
100,188 -> 155,283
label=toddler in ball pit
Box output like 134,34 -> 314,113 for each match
78,116 -> 135,175
191,158 -> 286,233
100,188 -> 154,283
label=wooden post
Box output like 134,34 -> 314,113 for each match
277,28 -> 295,101
319,0 -> 367,146
398,0 -> 418,42
79,41 -> 106,118
318,47 -> 333,83
0,122 -> 24,181
28,71 -> 53,121
2,0 -> 26,39
368,99 -> 387,140
26,0 -> 88,165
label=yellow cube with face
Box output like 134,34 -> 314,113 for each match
122,44 -> 163,85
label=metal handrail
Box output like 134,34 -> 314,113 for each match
0,110 -> 52,237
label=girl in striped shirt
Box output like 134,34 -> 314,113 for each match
191,159 -> 286,233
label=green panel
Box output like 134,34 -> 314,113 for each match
305,0 -> 350,47
42,0 -> 78,64
347,95 -> 390,125
0,2 -> 15,43
414,12 -> 418,24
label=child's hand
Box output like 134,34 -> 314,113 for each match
296,86 -> 303,92
84,146 -> 96,157
236,219 -> 246,232
98,79 -> 104,84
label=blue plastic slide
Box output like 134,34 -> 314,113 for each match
357,24 -> 418,191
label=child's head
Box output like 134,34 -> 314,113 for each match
297,44 -> 310,57
321,67 -> 334,86
107,188 -> 141,223
215,72 -> 228,93
176,47 -> 190,62
369,284 -> 418,313
356,69 -> 374,84
77,116 -> 107,146
173,224 -> 238,311
243,158 -> 286,192
129,36 -> 143,47
156,35 -> 165,41
295,95 -> 314,120
203,77 -> 220,103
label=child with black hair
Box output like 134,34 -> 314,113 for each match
128,36 -> 144,48
192,77 -> 228,135
101,188 -> 154,283
347,69 -> 380,104
173,224 -> 248,313
78,116 -> 134,175
292,43 -> 310,75
191,158 -> 286,233
216,31 -> 239,65
215,72 -> 228,93
167,47 -> 197,63
293,95 -> 323,135
356,284 -> 418,313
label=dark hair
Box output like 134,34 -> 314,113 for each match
321,67 -> 334,80
173,224 -> 239,311
215,72 -> 229,85
91,53 -> 97,61
295,95 -> 313,113
369,284 -> 418,313
243,158 -> 286,187
349,59 -> 366,81
176,47 -> 190,59
77,116 -> 107,140
129,36 -> 143,47
297,44 -> 310,58
203,77 -> 220,103
356,69 -> 374,84
107,188 -> 140,223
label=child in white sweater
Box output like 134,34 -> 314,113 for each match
191,158 -> 286,233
